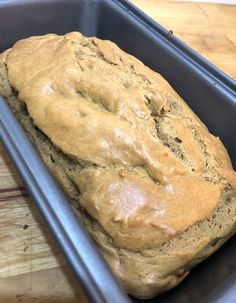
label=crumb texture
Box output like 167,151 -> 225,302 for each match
0,32 -> 236,298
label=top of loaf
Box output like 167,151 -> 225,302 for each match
3,32 -> 236,250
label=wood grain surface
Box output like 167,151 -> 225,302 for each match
0,1 -> 235,302
132,0 -> 236,80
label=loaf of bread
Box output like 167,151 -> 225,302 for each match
0,32 -> 236,298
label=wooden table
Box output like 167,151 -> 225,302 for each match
131,0 -> 236,80
0,1 -> 235,302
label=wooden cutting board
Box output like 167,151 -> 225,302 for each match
0,1 -> 235,302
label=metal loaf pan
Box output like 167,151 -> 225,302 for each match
0,0 -> 236,302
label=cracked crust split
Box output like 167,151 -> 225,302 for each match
0,32 -> 236,298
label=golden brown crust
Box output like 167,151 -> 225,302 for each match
1,32 -> 236,298
5,33 -> 230,248
73,168 -> 220,249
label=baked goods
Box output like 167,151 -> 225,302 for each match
0,32 -> 236,298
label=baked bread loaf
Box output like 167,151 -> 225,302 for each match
0,32 -> 236,298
